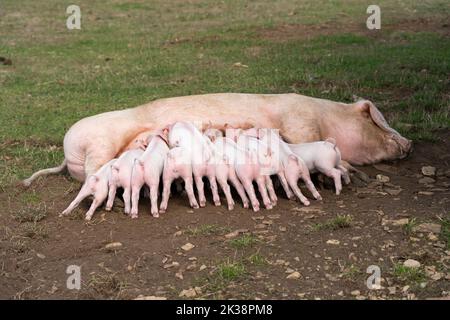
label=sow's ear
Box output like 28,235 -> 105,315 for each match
355,100 -> 392,133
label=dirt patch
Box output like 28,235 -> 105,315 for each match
258,18 -> 450,42
0,130 -> 449,300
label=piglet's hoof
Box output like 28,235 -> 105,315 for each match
152,213 -> 160,218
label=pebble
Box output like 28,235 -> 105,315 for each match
419,177 -> 435,184
181,243 -> 195,251
199,264 -> 207,271
135,295 -> 167,300
418,191 -> 434,196
414,223 -> 441,234
224,229 -> 248,239
421,166 -> 436,176
286,271 -> 301,279
376,174 -> 390,183
179,288 -> 197,298
105,242 -> 123,251
403,259 -> 421,268
36,253 -> 46,259
351,290 -> 360,296
326,239 -> 340,245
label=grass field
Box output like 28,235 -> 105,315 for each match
0,0 -> 449,188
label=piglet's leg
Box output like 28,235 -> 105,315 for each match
327,168 -> 343,195
85,197 -> 102,221
216,177 -> 235,211
208,175 -> 221,206
194,175 -> 207,207
159,178 -> 173,214
286,175 -> 310,206
337,165 -> 351,185
183,176 -> 199,209
149,183 -> 159,217
240,177 -> 260,212
277,172 -> 295,200
130,183 -> 142,219
123,188 -> 132,216
301,170 -> 322,201
61,186 -> 91,216
105,183 -> 117,212
256,176 -> 273,210
265,175 -> 278,206
228,171 -> 249,209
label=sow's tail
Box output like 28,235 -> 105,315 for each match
22,159 -> 67,187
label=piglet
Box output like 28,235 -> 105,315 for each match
159,146 -> 199,213
61,159 -> 116,220
130,133 -> 169,218
107,148 -> 144,215
203,129 -> 249,210
288,138 -> 350,195
167,121 -> 221,207
257,128 -> 322,206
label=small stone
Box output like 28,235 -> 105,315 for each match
173,231 -> 182,237
105,242 -> 123,251
135,295 -> 167,300
186,210 -> 194,214
415,223 -> 441,234
428,234 -> 438,241
387,286 -> 396,295
356,295 -> 366,300
385,188 -> 402,196
175,272 -> 183,280
181,243 -> 195,251
376,174 -> 390,183
285,268 -> 295,274
254,223 -> 267,229
179,288 -> 197,298
163,262 -> 180,269
382,218 -> 409,226
268,214 -> 281,219
199,264 -> 207,271
326,239 -> 340,245
418,191 -> 434,196
36,253 -> 46,259
419,177 -> 435,184
403,259 -> 421,269
351,290 -> 361,296
421,166 -> 436,176
262,220 -> 273,225
224,229 -> 248,239
279,226 -> 287,232
286,271 -> 301,279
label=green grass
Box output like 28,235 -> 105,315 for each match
185,224 -> 230,236
313,215 -> 353,231
440,218 -> 450,249
247,252 -> 267,266
0,0 -> 449,187
403,217 -> 418,235
216,260 -> 246,281
393,263 -> 426,284
11,204 -> 48,223
229,234 -> 260,248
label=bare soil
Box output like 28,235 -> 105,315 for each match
0,131 -> 449,300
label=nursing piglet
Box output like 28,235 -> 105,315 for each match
130,133 -> 169,218
61,159 -> 116,220
108,148 -> 144,215
159,146 -> 199,213
288,138 -> 350,195
257,128 -> 322,206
